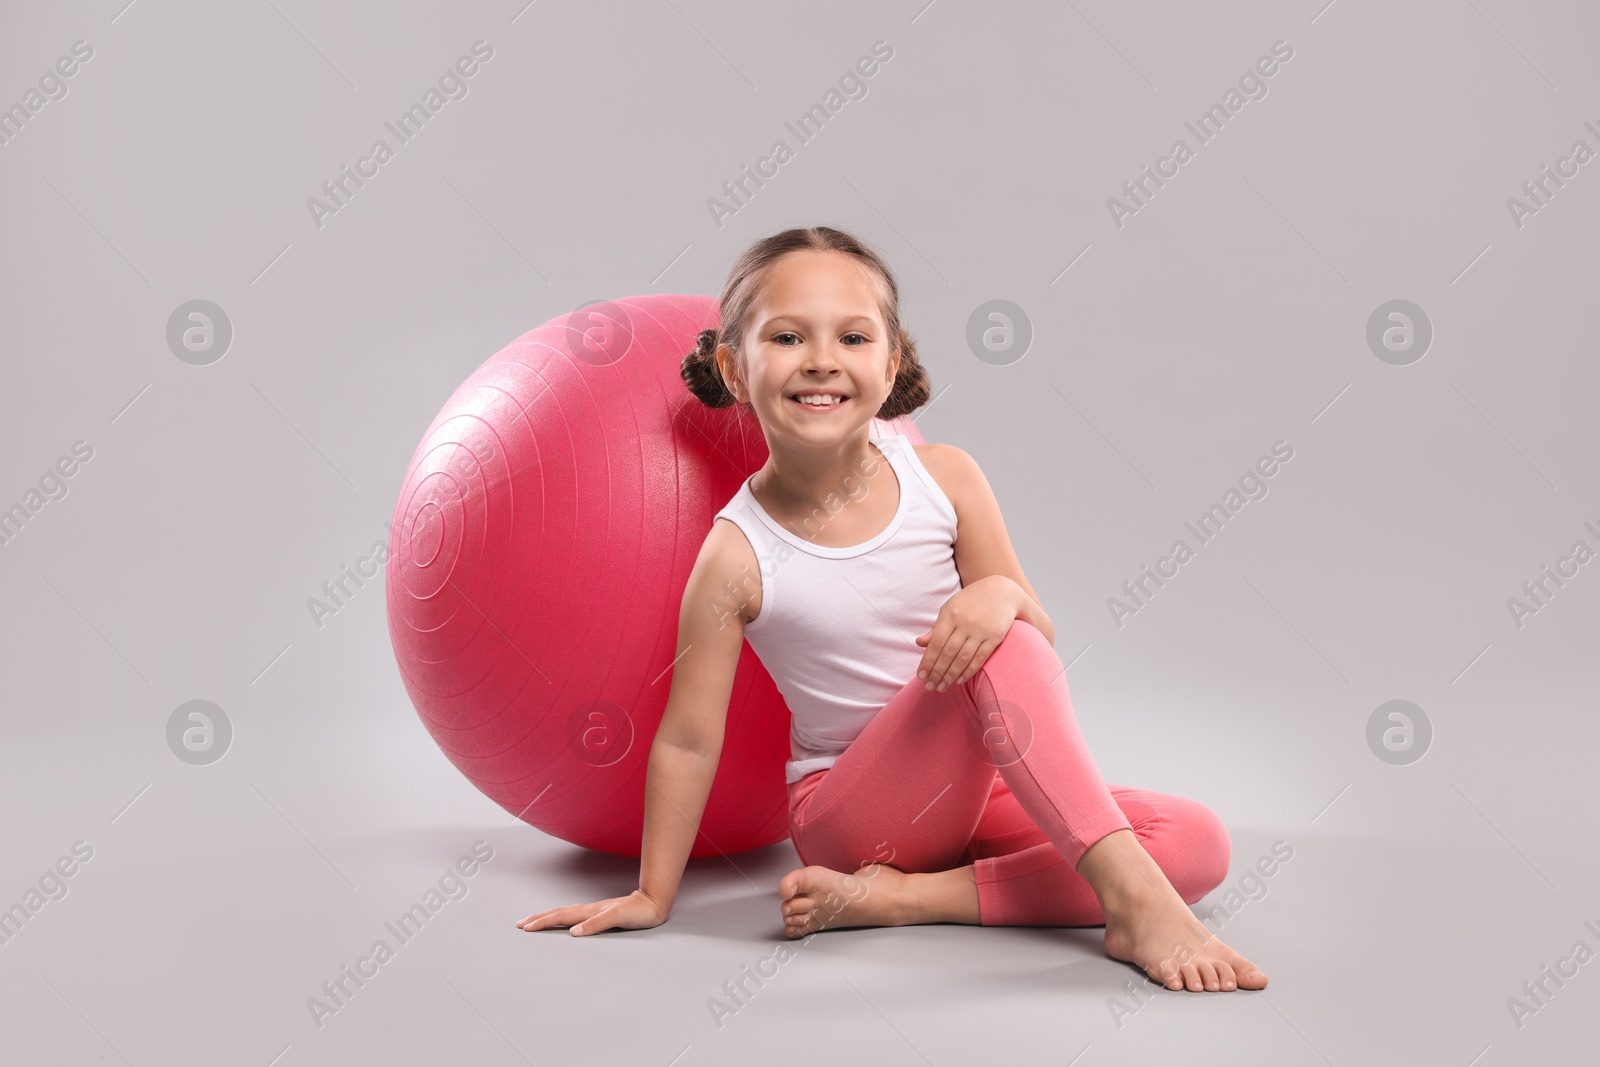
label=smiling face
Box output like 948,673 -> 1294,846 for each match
716,249 -> 900,448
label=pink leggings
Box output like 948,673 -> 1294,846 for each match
787,620 -> 1231,926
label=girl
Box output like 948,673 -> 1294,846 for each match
518,227 -> 1268,993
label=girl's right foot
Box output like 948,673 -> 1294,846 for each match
777,861 -> 981,937
778,863 -> 907,937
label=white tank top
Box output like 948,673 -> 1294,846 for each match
712,432 -> 964,784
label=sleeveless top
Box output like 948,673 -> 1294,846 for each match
712,433 -> 963,784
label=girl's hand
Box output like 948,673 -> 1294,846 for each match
914,576 -> 1021,692
517,888 -> 668,936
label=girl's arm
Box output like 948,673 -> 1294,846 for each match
917,443 -> 1054,645
516,523 -> 752,935
638,522 -> 753,913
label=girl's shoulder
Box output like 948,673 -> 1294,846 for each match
704,504 -> 763,626
905,439 -> 973,524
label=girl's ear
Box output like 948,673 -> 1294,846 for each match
716,344 -> 745,403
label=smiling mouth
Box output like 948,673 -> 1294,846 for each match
788,393 -> 851,409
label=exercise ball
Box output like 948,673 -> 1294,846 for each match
386,294 -> 923,857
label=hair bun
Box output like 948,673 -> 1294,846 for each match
681,327 -> 737,408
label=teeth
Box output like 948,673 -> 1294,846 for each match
794,394 -> 844,405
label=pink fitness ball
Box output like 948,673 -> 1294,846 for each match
385,293 -> 921,856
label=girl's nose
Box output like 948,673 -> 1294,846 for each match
802,345 -> 842,370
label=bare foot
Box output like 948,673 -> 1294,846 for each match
777,863 -> 909,938
1102,883 -> 1268,992
1077,829 -> 1267,993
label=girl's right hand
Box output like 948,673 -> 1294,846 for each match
516,888 -> 669,936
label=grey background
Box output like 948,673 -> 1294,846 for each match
2,0 -> 1596,1064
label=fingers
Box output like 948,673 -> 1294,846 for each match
948,637 -> 996,688
518,902 -> 601,933
934,634 -> 994,691
571,905 -> 614,936
517,905 -> 579,931
915,626 -> 945,683
572,899 -> 632,936
922,632 -> 971,691
919,623 -> 1008,692
935,635 -> 979,691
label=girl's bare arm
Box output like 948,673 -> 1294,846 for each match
517,521 -> 755,934
916,443 -> 1054,645
638,520 -> 755,912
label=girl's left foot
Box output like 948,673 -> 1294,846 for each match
1102,881 -> 1268,992
1076,829 -> 1268,993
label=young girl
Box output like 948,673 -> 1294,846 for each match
518,226 -> 1268,993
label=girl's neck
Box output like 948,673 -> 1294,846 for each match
752,433 -> 886,515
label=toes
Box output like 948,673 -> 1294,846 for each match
1197,961 -> 1221,992
1181,963 -> 1204,992
1150,959 -> 1184,991
1220,945 -> 1268,988
1222,949 -> 1268,988
1214,959 -> 1238,991
1238,966 -> 1269,989
782,904 -> 813,938
779,869 -> 808,901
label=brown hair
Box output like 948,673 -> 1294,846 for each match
679,226 -> 931,420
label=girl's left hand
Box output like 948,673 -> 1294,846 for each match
914,576 -> 1020,692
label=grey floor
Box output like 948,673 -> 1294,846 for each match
5,622 -> 1596,1065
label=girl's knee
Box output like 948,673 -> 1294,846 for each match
996,617 -> 1050,657
1139,794 -> 1230,904
967,618 -> 1053,690
1176,799 -> 1232,901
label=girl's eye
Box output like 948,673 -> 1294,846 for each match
771,332 -> 870,346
